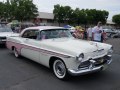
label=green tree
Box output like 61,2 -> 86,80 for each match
16,0 -> 38,21
4,0 -> 13,21
85,9 -> 109,25
71,8 -> 87,25
63,6 -> 73,24
53,4 -> 109,26
53,4 -> 65,26
80,9 -> 87,25
112,14 -> 120,25
85,9 -> 94,24
72,8 -> 80,25
2,0 -> 38,21
0,2 -> 5,20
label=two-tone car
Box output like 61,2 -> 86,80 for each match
6,26 -> 113,80
0,26 -> 19,45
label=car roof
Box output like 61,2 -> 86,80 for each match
25,26 -> 65,31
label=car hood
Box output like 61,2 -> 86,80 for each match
0,32 -> 19,37
40,38 -> 108,56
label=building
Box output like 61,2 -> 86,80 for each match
34,12 -> 67,26
103,20 -> 116,29
34,12 -> 54,26
106,20 -> 115,25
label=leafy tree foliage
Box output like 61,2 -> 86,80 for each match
53,5 -> 74,26
53,4 -> 65,26
53,4 -> 109,26
0,0 -> 38,21
63,6 -> 73,24
85,9 -> 109,24
112,14 -> 120,25
0,2 -> 5,19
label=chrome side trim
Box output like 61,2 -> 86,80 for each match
7,40 -> 74,58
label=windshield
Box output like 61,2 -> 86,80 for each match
0,28 -> 13,32
39,29 -> 73,39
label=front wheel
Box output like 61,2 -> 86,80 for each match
53,59 -> 69,80
13,47 -> 19,58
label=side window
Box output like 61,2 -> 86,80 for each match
22,29 -> 39,39
22,30 -> 30,38
40,31 -> 47,39
40,30 -> 50,39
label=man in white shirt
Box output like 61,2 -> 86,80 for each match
92,22 -> 103,42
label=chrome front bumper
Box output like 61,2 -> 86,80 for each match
68,55 -> 112,76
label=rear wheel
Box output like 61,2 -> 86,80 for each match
13,47 -> 19,58
53,59 -> 69,80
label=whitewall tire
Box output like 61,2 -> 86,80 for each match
53,59 -> 68,80
14,47 -> 19,58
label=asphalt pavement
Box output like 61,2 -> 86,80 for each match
0,38 -> 120,90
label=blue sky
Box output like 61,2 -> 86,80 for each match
1,0 -> 120,20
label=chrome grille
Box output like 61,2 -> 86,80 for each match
94,57 -> 107,66
78,55 -> 109,69
78,61 -> 90,69
94,55 -> 110,66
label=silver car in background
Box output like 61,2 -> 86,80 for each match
0,27 -> 19,44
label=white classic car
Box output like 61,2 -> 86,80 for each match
0,27 -> 19,44
6,26 -> 113,80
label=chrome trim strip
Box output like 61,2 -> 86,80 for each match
7,40 -> 73,58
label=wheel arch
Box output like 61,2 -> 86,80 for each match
49,56 -> 64,70
11,46 -> 15,51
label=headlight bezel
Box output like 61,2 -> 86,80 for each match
76,53 -> 84,61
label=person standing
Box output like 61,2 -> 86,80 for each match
92,22 -> 103,42
87,26 -> 93,40
83,29 -> 87,40
102,30 -> 107,43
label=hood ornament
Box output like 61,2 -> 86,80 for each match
89,41 -> 98,48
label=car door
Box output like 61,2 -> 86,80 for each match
20,29 -> 41,63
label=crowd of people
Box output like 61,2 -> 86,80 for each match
72,22 -> 107,43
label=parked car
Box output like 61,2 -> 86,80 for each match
112,32 -> 120,38
6,26 -> 113,80
0,27 -> 19,44
103,29 -> 117,38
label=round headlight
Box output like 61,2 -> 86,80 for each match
108,46 -> 113,55
77,53 -> 84,61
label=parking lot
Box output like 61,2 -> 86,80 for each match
0,38 -> 120,90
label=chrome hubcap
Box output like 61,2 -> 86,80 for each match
14,48 -> 18,57
54,60 -> 66,77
